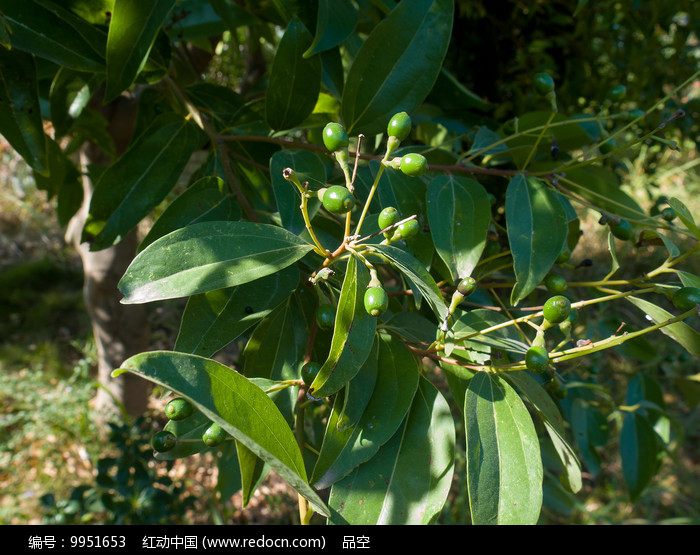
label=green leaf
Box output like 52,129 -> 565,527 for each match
468,126 -> 509,158
370,244 -> 448,322
669,197 -> 700,240
327,377 -> 454,524
569,398 -> 607,477
504,371 -> 582,493
427,174 -> 491,280
0,0 -> 106,71
82,113 -> 206,250
452,309 -> 529,357
185,82 -> 263,132
620,412 -> 660,501
312,334 -> 420,488
119,221 -> 314,304
105,0 -> 176,101
270,149 -> 325,235
0,47 -> 49,175
304,0 -> 358,57
236,441 -> 269,507
341,0 -> 454,136
563,166 -> 646,222
137,176 -> 240,253
175,264 -> 299,358
464,371 -> 543,525
309,255 -> 377,398
626,296 -> 700,357
506,174 -> 568,305
115,351 -> 329,516
265,16 -> 322,131
49,68 -> 102,138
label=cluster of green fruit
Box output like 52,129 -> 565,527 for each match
151,397 -> 228,453
317,113 -> 427,216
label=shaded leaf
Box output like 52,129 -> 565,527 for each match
105,0 -> 176,101
620,412 -> 660,501
328,377 -> 454,524
341,0 -> 454,136
175,264 -> 299,358
626,296 -> 700,357
506,174 -> 568,305
304,0 -> 358,57
82,113 -> 206,250
427,174 -> 491,280
115,351 -> 329,515
265,16 -> 321,130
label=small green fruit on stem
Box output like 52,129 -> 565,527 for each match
544,273 -> 568,293
393,218 -> 420,241
364,286 -> 389,317
316,304 -> 335,330
525,345 -> 549,373
543,295 -> 572,324
322,122 -> 349,152
533,72 -> 555,96
301,361 -> 322,386
152,430 -> 177,453
399,153 -> 428,177
609,218 -> 633,241
202,422 -> 227,447
387,112 -> 412,142
320,185 -> 355,214
164,397 -> 195,421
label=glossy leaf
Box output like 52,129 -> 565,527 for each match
304,0 -> 358,57
105,0 -> 176,101
175,264 -> 299,358
115,351 -> 328,516
506,174 -> 568,306
82,113 -> 206,250
464,371 -> 543,525
505,371 -> 582,493
341,0 -> 454,136
427,174 -> 491,280
620,412 -> 660,501
270,149 -> 324,235
0,0 -> 105,71
309,255 -> 377,398
119,221 -> 314,304
371,244 -> 448,322
49,68 -> 102,138
265,16 -> 322,131
312,335 -> 419,489
626,296 -> 700,357
0,47 -> 49,175
138,176 -> 240,253
452,309 -> 529,357
327,377 -> 454,524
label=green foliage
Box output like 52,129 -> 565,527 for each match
2,0 -> 700,526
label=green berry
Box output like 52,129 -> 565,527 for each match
399,153 -> 428,177
395,218 -> 420,241
364,286 -> 389,317
672,287 -> 700,312
457,276 -> 477,297
301,361 -> 321,386
556,245 -> 571,265
525,345 -> 549,373
316,304 -> 335,330
320,185 -> 355,214
387,112 -> 412,141
152,431 -> 177,453
544,274 -> 568,294
202,422 -> 227,447
543,295 -> 571,324
608,84 -> 627,102
609,219 -> 633,241
378,206 -> 400,230
164,398 -> 195,421
533,72 -> 555,96
661,207 -> 676,221
322,122 -> 348,152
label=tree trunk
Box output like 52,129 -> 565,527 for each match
66,94 -> 151,427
